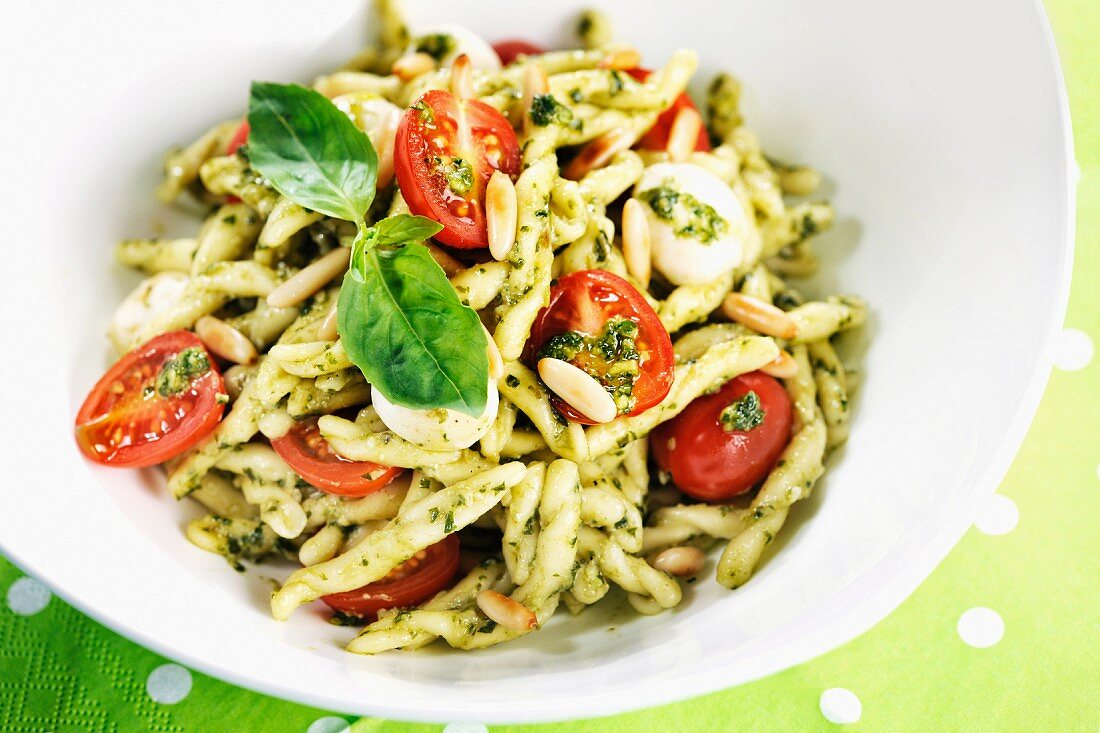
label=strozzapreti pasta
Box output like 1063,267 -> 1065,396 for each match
75,0 -> 866,654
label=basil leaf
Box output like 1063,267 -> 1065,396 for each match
371,214 -> 445,249
338,242 -> 489,416
246,82 -> 377,223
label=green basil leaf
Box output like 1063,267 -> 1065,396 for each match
337,242 -> 489,416
371,214 -> 445,249
246,81 -> 377,223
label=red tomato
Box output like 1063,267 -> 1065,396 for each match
492,39 -> 545,65
226,121 -> 250,155
322,534 -> 461,618
625,68 -> 710,153
270,417 -> 403,497
529,270 -> 674,424
651,371 -> 792,501
394,89 -> 522,249
75,331 -> 226,468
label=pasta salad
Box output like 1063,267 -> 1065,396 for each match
74,1 -> 866,654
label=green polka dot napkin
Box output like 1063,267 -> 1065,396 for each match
3,1 -> 1098,730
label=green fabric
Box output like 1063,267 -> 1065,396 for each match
3,2 -> 1098,730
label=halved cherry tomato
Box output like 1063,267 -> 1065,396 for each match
492,39 -> 545,66
529,270 -> 674,424
270,416 -> 403,497
625,68 -> 710,153
75,331 -> 226,468
394,89 -> 522,249
651,371 -> 792,501
322,534 -> 460,618
226,121 -> 250,155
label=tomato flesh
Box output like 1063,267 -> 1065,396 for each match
529,270 -> 674,424
626,69 -> 710,153
270,416 -> 403,497
75,331 -> 226,468
651,371 -> 792,501
226,121 -> 250,155
394,89 -> 522,249
322,534 -> 461,618
492,39 -> 545,65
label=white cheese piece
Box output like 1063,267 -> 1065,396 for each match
407,24 -> 502,71
371,379 -> 499,450
632,162 -> 758,286
108,272 -> 189,353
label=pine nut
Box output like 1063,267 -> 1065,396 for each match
195,315 -> 258,365
522,62 -> 549,137
450,53 -> 474,99
666,106 -> 703,163
483,323 -> 504,380
537,357 -> 617,424
222,364 -> 256,401
721,292 -> 798,340
598,47 -> 642,70
778,166 -> 821,196
266,248 -> 351,309
562,127 -> 636,180
476,589 -> 538,630
486,170 -> 518,261
760,349 -> 799,379
651,546 -> 706,577
317,302 -> 339,342
391,52 -> 436,81
621,198 -> 651,287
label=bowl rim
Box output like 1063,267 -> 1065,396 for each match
0,0 -> 1077,723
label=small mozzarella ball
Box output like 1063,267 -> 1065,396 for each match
332,92 -> 402,187
371,379 -> 499,451
632,162 -> 758,286
407,24 -> 502,70
108,272 -> 189,353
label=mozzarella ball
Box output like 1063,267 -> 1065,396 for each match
108,272 -> 189,353
371,379 -> 499,451
406,24 -> 502,70
332,92 -> 402,188
632,162 -> 758,286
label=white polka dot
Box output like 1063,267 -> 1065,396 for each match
306,717 -> 351,733
442,724 -> 489,733
974,494 -> 1019,535
6,577 -> 51,616
819,688 -> 861,725
146,664 -> 192,704
957,607 -> 1004,648
1054,328 -> 1093,371
1095,459 -> 1100,483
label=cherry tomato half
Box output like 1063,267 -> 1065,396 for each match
394,90 -> 522,249
492,39 -> 545,66
270,416 -> 404,497
322,534 -> 461,618
626,68 -> 710,153
225,121 -> 250,155
529,270 -> 675,424
75,331 -> 226,468
651,371 -> 792,501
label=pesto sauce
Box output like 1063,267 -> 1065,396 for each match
414,33 -> 455,62
720,390 -> 765,432
538,317 -> 641,414
529,94 -> 580,130
155,347 -> 210,397
638,179 -> 729,244
434,156 -> 474,195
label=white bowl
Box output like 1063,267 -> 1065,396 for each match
0,0 -> 1073,723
